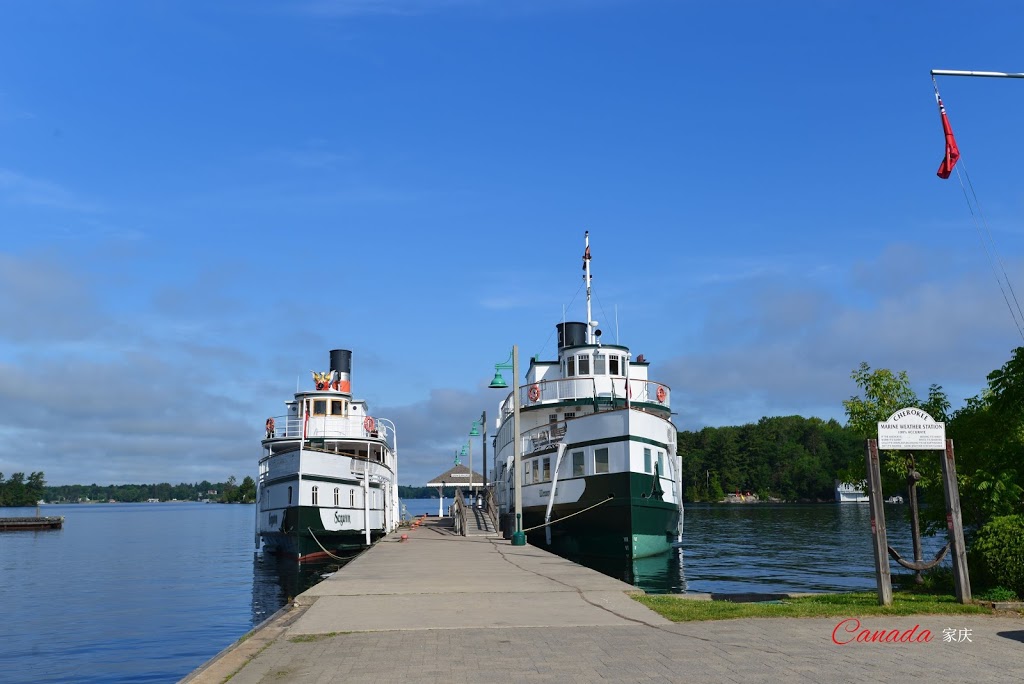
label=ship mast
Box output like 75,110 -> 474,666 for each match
583,230 -> 593,344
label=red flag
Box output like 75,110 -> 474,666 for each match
936,96 -> 960,179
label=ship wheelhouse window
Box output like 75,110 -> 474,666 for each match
609,355 -> 620,376
542,457 -> 551,482
350,489 -> 355,507
577,354 -> 590,375
594,354 -> 606,375
548,414 -> 558,424
564,412 -> 576,420
334,487 -> 340,506
313,400 -> 327,415
312,485 -> 319,505
595,448 -> 609,474
572,451 -> 585,477
331,400 -> 344,415
566,356 -> 575,376
288,486 -> 293,505
644,448 -> 652,474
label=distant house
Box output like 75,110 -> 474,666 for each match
835,480 -> 868,503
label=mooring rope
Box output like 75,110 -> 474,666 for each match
933,76 -> 1024,340
521,495 -> 613,532
306,527 -> 351,562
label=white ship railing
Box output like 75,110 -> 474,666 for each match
497,377 -> 671,422
265,415 -> 396,452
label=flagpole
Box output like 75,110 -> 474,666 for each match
931,69 -> 1024,79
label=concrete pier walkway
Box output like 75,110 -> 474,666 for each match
184,518 -> 1022,684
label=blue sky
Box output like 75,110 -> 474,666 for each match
3,0 -> 1024,487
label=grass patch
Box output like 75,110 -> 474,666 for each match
634,592 -> 994,622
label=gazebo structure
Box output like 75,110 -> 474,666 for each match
426,463 -> 485,517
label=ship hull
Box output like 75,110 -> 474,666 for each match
260,505 -> 386,562
514,472 -> 679,560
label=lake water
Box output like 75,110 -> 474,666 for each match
0,499 -> 948,682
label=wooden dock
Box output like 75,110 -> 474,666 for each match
0,516 -> 64,531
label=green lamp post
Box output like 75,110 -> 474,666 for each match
488,345 -> 525,546
469,419 -> 481,498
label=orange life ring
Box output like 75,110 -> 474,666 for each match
363,416 -> 375,432
528,384 -> 541,402
656,386 -> 667,402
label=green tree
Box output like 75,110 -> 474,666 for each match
928,348 -> 1024,533
26,472 -> 46,504
4,473 -> 27,507
221,476 -> 238,503
238,476 -> 257,503
841,362 -> 949,498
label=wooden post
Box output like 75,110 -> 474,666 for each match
941,439 -> 972,603
865,439 -> 893,606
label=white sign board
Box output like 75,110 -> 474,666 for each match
877,407 -> 946,450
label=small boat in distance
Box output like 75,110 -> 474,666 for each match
256,349 -> 399,562
835,480 -> 869,503
489,232 -> 684,560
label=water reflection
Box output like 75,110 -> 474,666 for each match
557,503 -> 948,596
568,548 -> 688,594
250,552 -> 359,626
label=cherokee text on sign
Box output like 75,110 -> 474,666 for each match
877,407 -> 946,450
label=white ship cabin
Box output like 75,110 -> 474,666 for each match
496,322 -> 671,448
835,480 -> 869,503
261,349 -> 396,466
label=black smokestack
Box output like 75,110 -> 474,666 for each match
330,349 -> 352,394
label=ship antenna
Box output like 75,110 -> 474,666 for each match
583,230 -> 593,344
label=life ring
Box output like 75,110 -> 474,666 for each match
265,418 -> 275,437
363,416 -> 375,432
528,384 -> 541,402
656,386 -> 667,402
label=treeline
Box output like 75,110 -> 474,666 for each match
0,472 -> 47,507
398,486 -> 443,499
678,416 -> 862,502
39,476 -> 256,504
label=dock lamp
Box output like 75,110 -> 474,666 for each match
488,345 -> 525,546
469,419 -> 481,498
459,444 -> 469,503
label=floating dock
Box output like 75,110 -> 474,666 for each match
0,516 -> 64,531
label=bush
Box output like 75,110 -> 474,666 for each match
975,586 -> 1019,602
969,514 -> 1024,599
